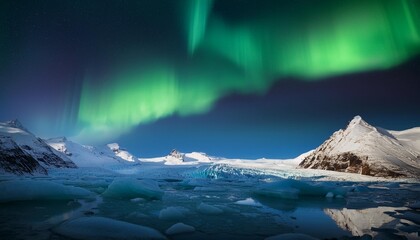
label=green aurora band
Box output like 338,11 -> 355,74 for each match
76,0 -> 420,140
186,0 -> 213,54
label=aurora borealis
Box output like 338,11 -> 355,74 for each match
0,0 -> 419,158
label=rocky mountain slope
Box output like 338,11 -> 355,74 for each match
299,116 -> 420,178
0,120 -> 76,175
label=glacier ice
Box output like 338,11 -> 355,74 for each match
165,222 -> 195,235
235,198 -> 263,207
0,180 -> 93,203
159,206 -> 189,220
197,202 -> 224,215
102,178 -> 164,200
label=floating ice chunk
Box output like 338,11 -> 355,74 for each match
0,180 -> 93,203
130,198 -> 146,203
235,198 -> 263,207
53,216 -> 166,240
165,222 -> 195,235
265,233 -> 318,240
325,192 -> 334,198
102,178 -> 163,200
197,203 -> 223,215
159,206 -> 189,220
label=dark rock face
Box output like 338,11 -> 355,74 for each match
0,136 -> 47,175
169,149 -> 184,161
300,152 -> 365,172
28,138 -> 77,169
299,152 -> 404,178
0,120 -> 77,175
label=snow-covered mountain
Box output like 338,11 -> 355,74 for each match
299,116 -> 420,178
141,151 -> 213,165
0,120 -> 76,175
46,138 -> 139,167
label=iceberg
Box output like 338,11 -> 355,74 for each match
165,222 -> 195,235
197,203 -> 224,215
159,206 -> 189,220
0,180 -> 93,203
102,178 -> 164,200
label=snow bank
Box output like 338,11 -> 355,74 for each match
0,180 -> 92,203
265,233 -> 318,240
197,203 -> 224,215
159,206 -> 189,220
255,179 -> 346,199
53,216 -> 166,240
102,178 -> 163,200
165,222 -> 195,235
184,152 -> 211,162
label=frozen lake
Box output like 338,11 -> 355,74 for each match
0,161 -> 419,239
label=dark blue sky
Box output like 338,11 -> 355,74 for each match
0,0 -> 419,158
116,58 -> 420,158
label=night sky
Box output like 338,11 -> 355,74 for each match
0,0 -> 419,158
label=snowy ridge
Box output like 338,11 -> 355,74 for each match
0,120 -> 76,175
140,151 -> 213,165
299,116 -> 420,178
46,138 -> 140,168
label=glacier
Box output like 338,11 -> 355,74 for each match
0,117 -> 419,239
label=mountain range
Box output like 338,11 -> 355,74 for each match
1,117 -> 419,178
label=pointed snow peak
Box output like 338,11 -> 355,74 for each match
7,119 -> 25,129
348,115 -> 367,126
5,119 -> 31,133
346,115 -> 372,129
350,115 -> 362,124
107,143 -> 120,152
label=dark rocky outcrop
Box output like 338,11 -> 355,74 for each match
0,136 -> 47,175
299,152 -> 404,178
0,120 -> 77,175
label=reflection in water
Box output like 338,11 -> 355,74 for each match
324,182 -> 420,239
326,207 -> 403,235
